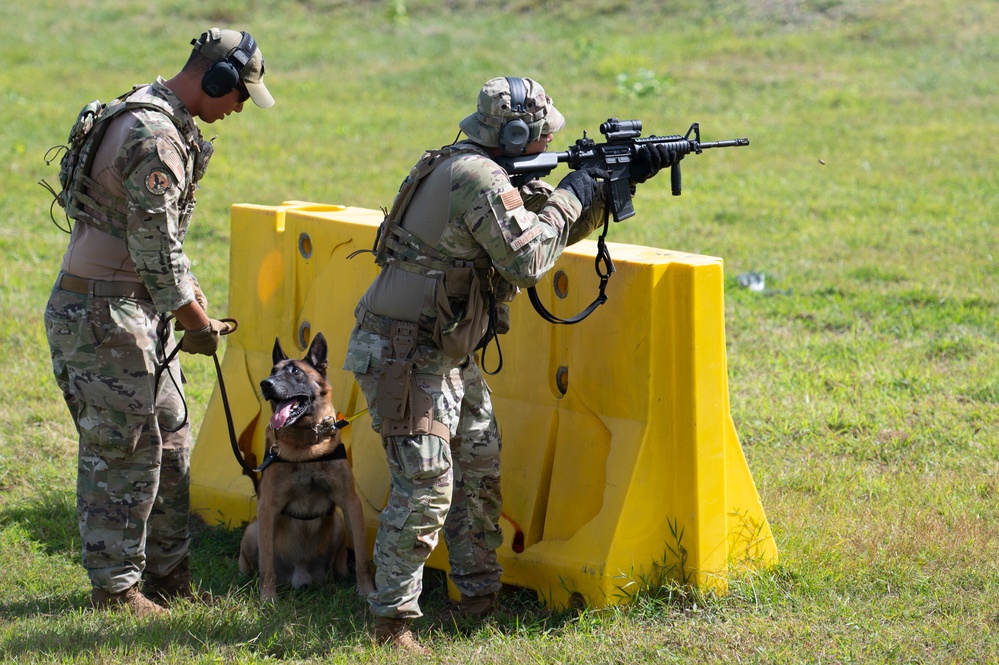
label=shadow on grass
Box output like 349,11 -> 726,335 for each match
1,507 -> 580,658
0,488 -> 77,556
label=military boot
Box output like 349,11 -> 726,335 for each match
144,558 -> 212,606
456,591 -> 501,619
373,616 -> 429,655
91,584 -> 169,618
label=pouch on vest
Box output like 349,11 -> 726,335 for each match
55,100 -> 104,209
432,266 -> 489,358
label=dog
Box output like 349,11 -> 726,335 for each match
238,332 -> 375,601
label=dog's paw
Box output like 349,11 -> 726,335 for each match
291,568 -> 314,589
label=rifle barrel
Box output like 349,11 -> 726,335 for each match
699,138 -> 750,149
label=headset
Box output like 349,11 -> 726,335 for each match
199,31 -> 257,99
499,77 -> 533,156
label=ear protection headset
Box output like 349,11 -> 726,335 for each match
199,31 -> 257,99
499,77 -> 533,156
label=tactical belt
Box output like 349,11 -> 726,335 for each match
358,306 -> 435,346
58,273 -> 151,300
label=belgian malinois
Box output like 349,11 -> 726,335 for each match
238,332 -> 375,601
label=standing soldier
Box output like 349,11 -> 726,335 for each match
43,28 -> 274,617
343,76 -> 679,653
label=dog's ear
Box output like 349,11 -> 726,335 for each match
306,332 -> 329,375
272,337 -> 288,365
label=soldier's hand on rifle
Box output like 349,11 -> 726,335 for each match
631,144 -> 684,184
557,167 -> 608,210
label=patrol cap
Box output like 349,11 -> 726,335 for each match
192,28 -> 274,109
459,77 -> 565,148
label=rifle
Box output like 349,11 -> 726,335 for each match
495,119 -> 748,326
497,119 -> 749,222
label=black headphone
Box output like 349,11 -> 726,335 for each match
199,31 -> 257,99
499,77 -> 533,156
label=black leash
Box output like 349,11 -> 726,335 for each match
211,349 -> 258,479
154,317 -> 253,479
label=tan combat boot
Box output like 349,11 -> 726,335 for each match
144,558 -> 212,606
373,616 -> 429,655
91,584 -> 169,618
457,591 -> 501,619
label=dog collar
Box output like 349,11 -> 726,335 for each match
253,441 -> 347,474
267,416 -> 349,446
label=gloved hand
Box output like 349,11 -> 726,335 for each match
179,319 -> 230,356
556,168 -> 607,210
630,143 -> 684,184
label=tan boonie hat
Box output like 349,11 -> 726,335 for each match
192,28 -> 274,109
459,77 -> 565,148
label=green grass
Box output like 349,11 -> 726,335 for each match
2,0 -> 998,662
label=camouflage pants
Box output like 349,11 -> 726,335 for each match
345,326 -> 504,619
44,283 -> 191,593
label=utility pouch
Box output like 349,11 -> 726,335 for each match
433,266 -> 489,358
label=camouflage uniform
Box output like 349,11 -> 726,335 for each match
44,79 -> 210,594
344,77 -> 607,619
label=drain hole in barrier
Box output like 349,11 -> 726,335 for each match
555,365 -> 569,396
298,321 -> 311,350
298,232 -> 313,259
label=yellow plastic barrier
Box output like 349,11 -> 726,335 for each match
191,201 -> 776,607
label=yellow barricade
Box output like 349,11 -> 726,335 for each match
191,201 -> 776,607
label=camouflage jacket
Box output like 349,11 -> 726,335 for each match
59,78 -> 211,315
358,140 -> 607,331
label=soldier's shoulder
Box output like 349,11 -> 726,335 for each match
450,152 -> 509,194
127,106 -> 183,140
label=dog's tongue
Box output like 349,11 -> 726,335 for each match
270,400 -> 297,430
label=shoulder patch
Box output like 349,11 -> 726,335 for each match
499,188 -> 524,212
144,168 -> 173,196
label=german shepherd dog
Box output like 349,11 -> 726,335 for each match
238,332 -> 375,601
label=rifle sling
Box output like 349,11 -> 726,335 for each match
527,209 -> 614,325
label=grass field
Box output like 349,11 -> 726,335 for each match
2,0 -> 998,662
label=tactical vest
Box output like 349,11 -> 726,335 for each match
43,85 -> 206,240
371,145 -> 498,358
373,145 -> 484,272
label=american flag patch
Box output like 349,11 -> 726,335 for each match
499,188 -> 524,211
510,225 -> 542,251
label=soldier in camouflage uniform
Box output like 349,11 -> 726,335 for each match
343,77 -> 680,653
43,29 -> 273,617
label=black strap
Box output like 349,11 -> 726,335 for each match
153,316 -> 255,480
479,290 -> 504,376
528,209 -> 615,325
214,352 -> 257,478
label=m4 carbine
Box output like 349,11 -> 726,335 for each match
498,119 -> 749,222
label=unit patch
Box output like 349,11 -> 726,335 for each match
144,168 -> 172,196
510,225 -> 543,251
499,188 -> 524,212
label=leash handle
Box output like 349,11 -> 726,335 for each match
217,317 -> 239,335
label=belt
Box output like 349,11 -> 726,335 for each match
358,308 -> 435,345
58,273 -> 151,300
